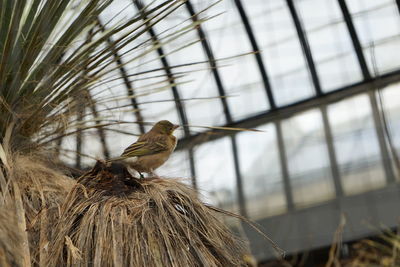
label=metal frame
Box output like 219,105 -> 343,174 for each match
177,69 -> 400,150
134,1 -> 190,136
97,19 -> 146,134
67,1 -> 400,223
337,0 -> 371,80
275,121 -> 295,211
133,0 -> 198,187
320,106 -> 343,197
76,98 -> 84,169
185,1 -> 233,122
286,0 -> 322,96
185,1 -> 249,215
397,0 -> 400,15
230,136 -> 247,216
75,29 -> 94,168
368,91 -> 396,183
87,91 -> 110,159
233,0 -> 276,109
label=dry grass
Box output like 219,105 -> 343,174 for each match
45,161 -> 249,267
342,231 -> 400,267
0,152 -> 76,266
0,200 -> 24,267
0,153 -> 254,266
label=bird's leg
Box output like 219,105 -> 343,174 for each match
149,169 -> 156,177
139,172 -> 144,179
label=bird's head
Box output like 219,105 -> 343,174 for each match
152,120 -> 179,135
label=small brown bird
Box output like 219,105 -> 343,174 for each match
112,120 -> 179,178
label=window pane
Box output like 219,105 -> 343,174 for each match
243,0 -> 315,106
328,94 -> 387,195
157,150 -> 192,183
296,0 -> 363,91
197,0 -> 270,120
348,1 -> 400,74
142,0 -> 227,131
194,137 -> 238,213
282,109 -> 335,207
237,124 -> 286,219
132,57 -> 181,136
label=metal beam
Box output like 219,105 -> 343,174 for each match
337,0 -> 371,80
133,1 -> 189,134
185,1 -> 249,215
275,121 -> 294,211
368,91 -> 396,183
231,136 -> 247,216
185,0 -> 232,122
233,0 -> 276,109
97,19 -> 146,134
133,0 -> 195,182
177,69 -> 400,150
75,29 -> 94,168
87,90 -> 110,159
75,99 -> 84,169
286,0 -> 322,96
188,148 -> 197,188
321,106 -> 343,197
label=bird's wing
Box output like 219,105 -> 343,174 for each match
120,137 -> 168,158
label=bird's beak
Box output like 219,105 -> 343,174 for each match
173,124 -> 180,130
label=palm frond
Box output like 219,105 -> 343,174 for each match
0,0 -> 195,152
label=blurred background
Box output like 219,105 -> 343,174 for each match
59,0 -> 400,265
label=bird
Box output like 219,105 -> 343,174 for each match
111,120 -> 179,178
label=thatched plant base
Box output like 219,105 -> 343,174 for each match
0,201 -> 24,267
47,161 -> 248,267
1,154 -> 76,266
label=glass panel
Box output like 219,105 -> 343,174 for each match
133,63 -> 182,136
106,122 -> 142,159
142,0 -> 227,130
193,0 -> 270,120
243,0 -> 315,106
296,0 -> 343,30
282,109 -> 335,208
194,137 -> 238,213
100,1 -> 183,137
348,1 -> 400,74
157,150 -> 192,183
316,52 -> 362,90
59,135 -> 77,166
236,124 -> 286,219
81,112 -> 107,166
296,0 -> 363,91
363,35 -> 400,75
328,94 -> 387,195
347,0 -> 394,13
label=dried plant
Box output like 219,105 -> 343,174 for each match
0,199 -> 25,267
342,229 -> 400,267
0,148 -> 76,266
46,161 -> 248,266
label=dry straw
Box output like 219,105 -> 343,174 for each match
0,152 -> 76,266
0,200 -> 24,267
46,161 -> 249,266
